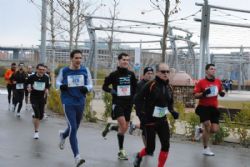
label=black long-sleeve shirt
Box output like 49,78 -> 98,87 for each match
134,76 -> 174,124
102,67 -> 137,104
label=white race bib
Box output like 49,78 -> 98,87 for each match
117,85 -> 131,96
67,75 -> 84,87
33,81 -> 45,91
16,83 -> 24,90
207,86 -> 218,97
153,106 -> 169,118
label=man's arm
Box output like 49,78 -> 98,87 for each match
102,74 -> 113,93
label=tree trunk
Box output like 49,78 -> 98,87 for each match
162,0 -> 170,63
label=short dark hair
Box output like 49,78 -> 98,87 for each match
70,50 -> 82,59
118,52 -> 129,60
205,63 -> 215,70
36,63 -> 45,69
11,62 -> 16,66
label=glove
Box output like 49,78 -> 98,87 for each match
110,89 -> 117,95
170,110 -> 179,120
219,91 -> 225,97
60,84 -> 68,91
202,88 -> 211,97
80,86 -> 88,94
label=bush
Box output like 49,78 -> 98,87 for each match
0,66 -> 7,77
47,88 -> 63,114
102,92 -> 112,121
185,112 -> 200,140
211,124 -> 230,145
174,101 -> 186,121
84,93 -> 97,122
233,104 -> 250,147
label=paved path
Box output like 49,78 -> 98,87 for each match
0,93 -> 249,167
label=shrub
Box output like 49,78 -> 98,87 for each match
185,112 -> 200,140
84,93 -> 97,122
211,124 -> 230,145
47,88 -> 63,114
233,104 -> 250,147
102,92 -> 112,121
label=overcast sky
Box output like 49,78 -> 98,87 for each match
0,0 -> 250,48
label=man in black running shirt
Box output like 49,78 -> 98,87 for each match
102,53 -> 137,160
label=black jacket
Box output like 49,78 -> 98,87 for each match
134,76 -> 174,124
10,70 -> 28,90
102,67 -> 137,104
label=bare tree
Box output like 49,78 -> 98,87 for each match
150,0 -> 180,63
107,0 -> 120,71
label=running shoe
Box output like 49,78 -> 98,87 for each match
59,130 -> 65,150
102,123 -> 111,138
33,132 -> 39,139
202,147 -> 215,156
129,122 -> 136,135
118,149 -> 128,160
16,113 -> 21,118
194,125 -> 202,141
133,153 -> 142,167
75,155 -> 85,167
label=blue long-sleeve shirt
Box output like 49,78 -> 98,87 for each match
56,66 -> 93,105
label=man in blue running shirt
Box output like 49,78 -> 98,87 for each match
56,50 -> 93,167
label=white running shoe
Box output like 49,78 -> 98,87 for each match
16,113 -> 21,118
33,132 -> 39,139
194,125 -> 202,141
202,147 -> 215,156
75,155 -> 85,167
59,130 -> 65,150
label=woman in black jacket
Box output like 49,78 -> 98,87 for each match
133,63 -> 179,167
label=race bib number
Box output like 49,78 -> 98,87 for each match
153,106 -> 169,118
16,83 -> 24,90
33,81 -> 45,91
67,75 -> 84,87
207,86 -> 218,97
117,85 -> 131,96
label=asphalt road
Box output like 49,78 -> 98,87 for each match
0,93 -> 249,167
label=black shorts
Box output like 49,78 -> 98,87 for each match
111,103 -> 132,122
31,101 -> 45,120
195,105 -> 220,124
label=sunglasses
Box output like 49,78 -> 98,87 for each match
160,70 -> 170,74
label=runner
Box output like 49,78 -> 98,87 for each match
56,49 -> 93,167
4,62 -> 16,110
10,63 -> 28,117
102,52 -> 137,160
194,63 -> 225,156
129,67 -> 154,147
133,63 -> 179,167
27,63 -> 50,139
43,65 -> 52,119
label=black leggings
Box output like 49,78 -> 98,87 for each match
13,90 -> 25,113
145,121 -> 170,155
7,84 -> 13,104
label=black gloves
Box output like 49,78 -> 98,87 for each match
170,110 -> 179,120
60,84 -> 68,91
202,88 -> 211,97
219,91 -> 225,97
110,89 -> 117,95
80,86 -> 88,94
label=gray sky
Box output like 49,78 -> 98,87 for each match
0,0 -> 250,47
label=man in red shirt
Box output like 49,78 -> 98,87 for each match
194,64 -> 225,156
